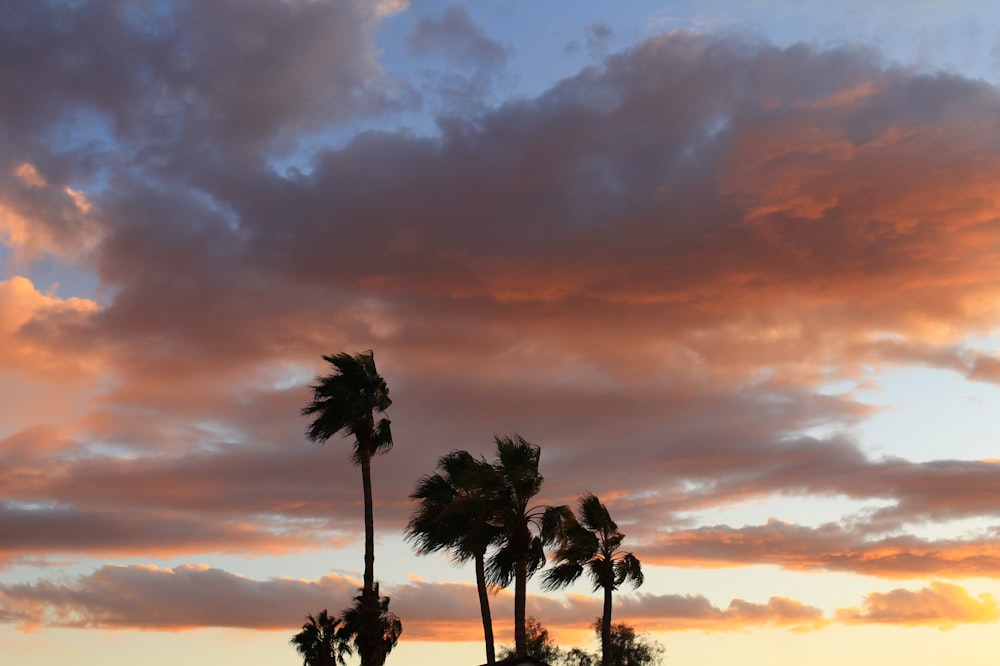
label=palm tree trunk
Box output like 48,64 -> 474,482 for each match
360,441 -> 377,666
475,552 -> 496,664
514,552 -> 528,657
601,586 -> 613,666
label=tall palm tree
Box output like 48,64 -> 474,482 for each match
290,610 -> 352,666
406,450 -> 502,664
542,493 -> 644,666
302,350 -> 393,666
339,584 -> 403,666
484,434 -> 569,658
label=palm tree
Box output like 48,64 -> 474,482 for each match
406,450 -> 502,664
484,434 -> 569,658
542,493 -> 644,666
302,350 -> 393,666
339,584 -> 403,666
290,610 -> 352,666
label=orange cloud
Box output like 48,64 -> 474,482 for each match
836,581 -> 1000,628
13,163 -> 46,188
647,520 -> 1000,579
0,276 -> 101,377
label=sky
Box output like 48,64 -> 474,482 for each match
3,1 -> 1000,664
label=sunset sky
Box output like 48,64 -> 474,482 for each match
4,1 -> 1000,665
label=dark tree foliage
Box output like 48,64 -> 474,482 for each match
499,617 -> 664,666
291,587 -> 401,666
595,619 -> 664,666
338,584 -> 403,666
290,610 -> 351,666
498,616 -> 563,664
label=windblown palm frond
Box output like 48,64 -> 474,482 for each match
406,449 -> 502,663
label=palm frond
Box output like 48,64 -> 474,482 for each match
303,350 -> 393,465
407,449 -> 503,563
541,562 -> 585,591
486,542 -> 516,588
578,493 -> 616,534
372,417 -> 394,455
614,552 -> 644,588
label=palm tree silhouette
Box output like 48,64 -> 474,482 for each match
302,350 -> 393,666
406,449 -> 502,664
290,610 -> 351,666
542,493 -> 644,666
339,584 -> 403,666
484,434 -> 569,658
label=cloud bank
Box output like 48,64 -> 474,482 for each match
1,0 -> 1000,641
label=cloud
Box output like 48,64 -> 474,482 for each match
0,276 -> 101,378
0,565 -> 360,631
0,565 -> 825,635
649,519 -> 1000,579
585,22 -> 615,59
0,0 -> 393,153
3,13 -> 1000,640
408,5 -> 508,70
13,30 -> 997,400
405,5 -> 509,113
3,565 -> 996,637
836,581 -> 1000,628
616,592 -> 827,632
0,167 -> 98,262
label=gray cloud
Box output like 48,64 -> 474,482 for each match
0,564 -> 359,630
0,564 -> 826,634
408,5 -> 508,68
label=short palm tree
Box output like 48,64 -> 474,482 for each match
290,610 -> 351,666
542,493 -> 644,666
406,450 -> 502,664
339,584 -> 403,666
302,350 -> 393,666
484,434 -> 569,658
